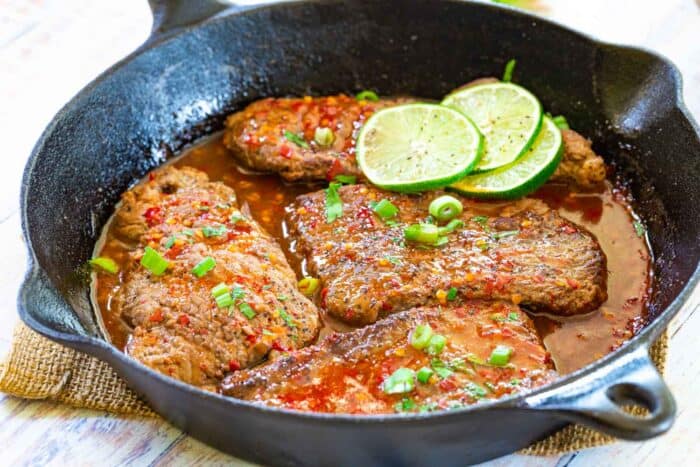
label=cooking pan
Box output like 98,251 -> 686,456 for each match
17,0 -> 700,465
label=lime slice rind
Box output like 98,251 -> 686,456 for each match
448,116 -> 563,199
442,82 -> 543,173
356,103 -> 484,192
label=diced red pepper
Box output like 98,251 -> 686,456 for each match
228,360 -> 241,372
177,314 -> 190,326
143,206 -> 162,227
279,145 -> 293,159
148,309 -> 164,323
325,158 -> 344,181
272,341 -> 287,352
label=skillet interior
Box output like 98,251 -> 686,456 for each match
18,1 -> 700,464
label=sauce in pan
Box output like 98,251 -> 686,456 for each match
93,133 -> 651,374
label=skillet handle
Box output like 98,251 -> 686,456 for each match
147,0 -> 232,38
523,343 -> 676,440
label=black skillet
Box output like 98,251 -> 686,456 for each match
18,0 -> 700,465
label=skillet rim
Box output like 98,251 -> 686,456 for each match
17,0 -> 700,424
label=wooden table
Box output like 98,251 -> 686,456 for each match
1,0 -> 698,465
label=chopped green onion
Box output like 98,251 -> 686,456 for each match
140,247 -> 169,276
410,324 -> 433,350
416,367 -> 434,384
215,292 -> 234,308
89,257 -> 119,274
298,277 -> 320,296
278,308 -> 296,328
356,90 -> 379,102
431,359 -> 454,379
230,213 -> 244,224
491,230 -> 519,240
551,115 -> 570,130
325,182 -> 343,223
427,334 -> 447,355
404,223 -> 439,244
231,286 -> 246,300
314,127 -> 335,147
446,287 -> 458,301
510,378 -> 521,386
502,58 -> 516,83
394,397 -> 416,413
429,195 -> 463,222
283,130 -> 309,149
211,283 -> 230,298
334,174 -> 357,185
507,311 -> 520,322
239,302 -> 256,319
438,219 -> 464,236
202,225 -> 227,237
277,294 -> 288,301
465,382 -> 488,399
633,220 -> 645,238
434,236 -> 449,247
419,402 -> 439,413
471,215 -> 489,230
191,256 -> 216,278
488,345 -> 513,366
164,236 -> 177,249
372,199 -> 399,220
382,367 -> 416,394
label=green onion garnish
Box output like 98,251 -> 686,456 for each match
426,334 -> 447,355
394,397 -> 416,413
438,219 -> 464,236
215,292 -> 234,308
410,324 -> 433,350
356,90 -> 379,102
507,311 -> 519,322
283,130 -> 309,149
89,257 -> 119,274
382,367 -> 416,394
298,277 -> 320,296
140,247 -> 169,276
239,302 -> 256,319
202,225 -> 227,237
633,220 -> 645,238
488,345 -> 513,366
491,230 -> 519,240
502,58 -> 516,83
416,367 -> 434,384
429,195 -> 463,222
551,115 -> 570,130
510,378 -> 521,386
278,308 -> 296,328
325,182 -> 343,223
231,286 -> 246,300
230,213 -> 244,224
164,236 -> 177,249
446,287 -> 458,301
333,174 -> 357,185
431,359 -> 454,379
471,215 -> 489,231
404,223 -> 439,244
191,256 -> 216,278
211,283 -> 229,298
465,382 -> 488,399
372,199 -> 399,220
314,127 -> 335,147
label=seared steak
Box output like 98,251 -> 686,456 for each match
553,129 -> 607,189
223,95 -> 409,182
112,166 -> 320,390
223,301 -> 556,414
287,184 -> 607,324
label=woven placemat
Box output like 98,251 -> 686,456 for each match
0,322 -> 668,456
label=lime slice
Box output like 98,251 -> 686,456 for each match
356,103 -> 483,192
448,116 -> 563,199
442,82 -> 543,172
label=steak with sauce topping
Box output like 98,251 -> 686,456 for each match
111,166 -> 320,391
222,301 -> 556,414
287,184 -> 607,324
223,95 -> 410,182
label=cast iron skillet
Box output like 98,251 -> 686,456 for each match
18,0 -> 700,465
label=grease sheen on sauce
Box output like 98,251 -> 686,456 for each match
94,134 -> 651,374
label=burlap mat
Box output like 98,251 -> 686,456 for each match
0,322 -> 668,456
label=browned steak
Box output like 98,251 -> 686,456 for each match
223,95 -> 410,182
553,129 -> 607,188
222,301 -> 556,414
287,185 -> 607,324
112,166 -> 320,391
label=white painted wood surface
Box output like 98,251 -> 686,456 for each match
0,0 -> 698,465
